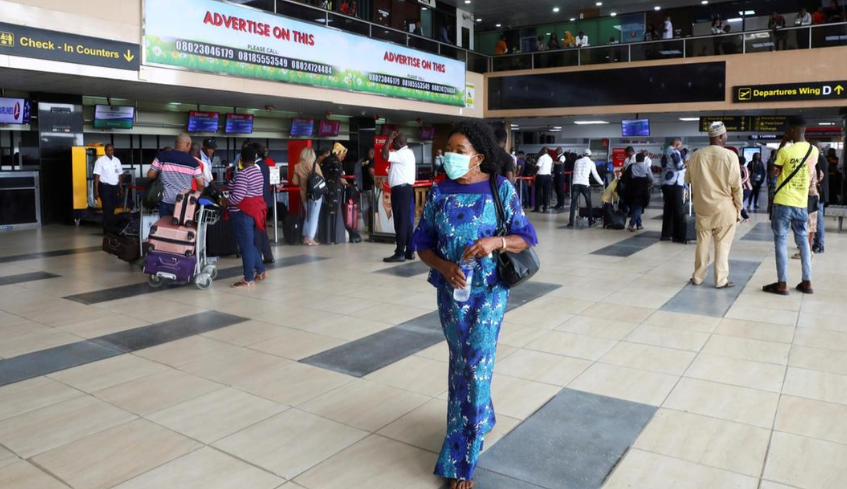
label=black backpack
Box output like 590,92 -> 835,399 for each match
306,160 -> 328,201
142,178 -> 165,210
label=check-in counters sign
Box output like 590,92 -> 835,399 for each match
0,22 -> 139,70
734,81 -> 847,103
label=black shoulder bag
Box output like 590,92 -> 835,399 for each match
770,145 -> 814,219
306,160 -> 328,201
489,176 -> 540,288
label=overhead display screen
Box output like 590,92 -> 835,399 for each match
0,98 -> 32,125
622,119 -> 650,137
290,118 -> 314,137
143,0 -> 466,106
187,111 -> 220,132
317,120 -> 340,137
94,105 -> 134,129
225,114 -> 254,134
488,62 -> 726,110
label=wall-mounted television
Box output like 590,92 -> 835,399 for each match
318,120 -> 340,137
93,105 -> 134,129
187,111 -> 220,133
0,97 -> 32,125
225,114 -> 254,134
419,127 -> 435,140
290,118 -> 314,137
622,119 -> 650,137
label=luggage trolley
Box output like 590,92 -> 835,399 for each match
147,199 -> 220,290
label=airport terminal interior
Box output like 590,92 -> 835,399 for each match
1,0 -> 847,488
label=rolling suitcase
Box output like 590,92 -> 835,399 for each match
206,217 -> 239,257
172,190 -> 201,227
102,234 -> 140,262
148,217 -> 197,256
676,193 -> 697,244
344,198 -> 359,229
283,214 -> 302,245
143,250 -> 195,282
603,202 -> 626,230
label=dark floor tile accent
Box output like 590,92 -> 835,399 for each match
591,231 -> 661,257
302,281 -> 561,377
0,271 -> 60,286
374,261 -> 432,277
92,311 -> 248,353
660,259 -> 761,317
742,222 -> 774,242
478,389 -> 657,489
653,214 -> 664,220
0,246 -> 102,264
0,341 -> 123,387
64,255 -> 329,305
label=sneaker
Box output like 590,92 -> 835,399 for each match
383,254 -> 406,263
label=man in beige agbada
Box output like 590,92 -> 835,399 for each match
685,122 -> 743,288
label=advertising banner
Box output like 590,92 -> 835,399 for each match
619,13 -> 646,43
143,0 -> 467,106
0,97 -> 31,124
94,105 -> 134,129
371,136 -> 396,238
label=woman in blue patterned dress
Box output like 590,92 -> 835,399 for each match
412,121 -> 537,489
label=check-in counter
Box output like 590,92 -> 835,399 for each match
0,171 -> 41,229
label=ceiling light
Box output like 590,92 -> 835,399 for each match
552,126 -> 562,129
679,117 -> 699,122
701,0 -> 708,4
610,12 -> 617,16
820,122 -> 836,126
596,1 -> 602,6
464,0 -> 471,3
421,6 -> 427,10
476,18 -> 482,21
553,7 -> 560,12
495,23 -> 501,27
569,17 -> 576,21
574,121 -> 609,125
654,5 -> 661,10
727,17 -> 743,22
739,10 -> 755,15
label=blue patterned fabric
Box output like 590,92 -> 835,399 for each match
411,176 -> 537,481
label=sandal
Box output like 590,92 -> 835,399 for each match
795,282 -> 815,295
716,282 -> 735,289
762,282 -> 789,296
254,272 -> 269,282
231,279 -> 255,288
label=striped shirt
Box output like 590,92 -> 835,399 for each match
228,164 -> 264,213
151,150 -> 202,204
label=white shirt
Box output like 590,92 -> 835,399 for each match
572,156 -> 603,186
387,146 -> 416,187
663,20 -> 673,39
625,155 -> 652,168
199,152 -> 215,186
575,35 -> 589,47
536,153 -> 553,175
795,13 -> 812,26
93,155 -> 122,186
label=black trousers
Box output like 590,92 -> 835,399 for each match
391,184 -> 414,256
553,172 -> 566,208
534,175 -> 552,211
749,183 -> 763,208
254,211 -> 274,262
569,184 -> 593,224
661,185 -> 684,240
98,182 -> 119,228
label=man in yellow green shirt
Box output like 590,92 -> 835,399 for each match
763,116 -> 817,296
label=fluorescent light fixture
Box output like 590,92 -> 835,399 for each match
476,18 -> 482,21
421,6 -> 427,10
820,122 -> 836,126
574,121 -> 609,125
546,32 -> 551,35
739,10 -> 755,15
553,7 -> 560,12
659,50 -> 683,55
701,0 -> 708,4
679,117 -> 699,121
654,6 -> 661,10
727,17 -> 743,23
596,1 -> 602,5
610,12 -> 617,16
495,23 -> 501,27
464,0 -> 471,3
569,17 -> 576,21
552,126 -> 562,129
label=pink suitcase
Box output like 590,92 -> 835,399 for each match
172,190 -> 201,227
344,198 -> 358,229
148,217 -> 196,256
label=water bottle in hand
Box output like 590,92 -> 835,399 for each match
453,260 -> 475,302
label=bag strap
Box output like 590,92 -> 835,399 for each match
774,144 -> 814,197
310,159 -> 318,178
488,175 -> 508,237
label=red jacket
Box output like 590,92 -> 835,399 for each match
237,196 -> 268,232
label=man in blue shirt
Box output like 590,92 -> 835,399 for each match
661,138 -> 686,241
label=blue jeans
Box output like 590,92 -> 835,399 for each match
629,204 -> 643,228
814,200 -> 825,250
158,202 -> 175,218
304,197 -> 322,239
232,211 -> 265,282
771,204 -> 811,283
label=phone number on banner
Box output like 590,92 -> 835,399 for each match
173,40 -> 334,75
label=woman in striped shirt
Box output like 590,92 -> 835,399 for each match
219,144 -> 269,287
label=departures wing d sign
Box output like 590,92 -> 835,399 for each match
734,81 -> 847,103
0,22 -> 139,71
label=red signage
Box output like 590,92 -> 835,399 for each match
611,148 -> 628,168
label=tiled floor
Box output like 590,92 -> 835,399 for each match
0,207 -> 846,489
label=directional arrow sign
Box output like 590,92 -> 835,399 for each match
734,81 -> 847,103
0,22 -> 139,70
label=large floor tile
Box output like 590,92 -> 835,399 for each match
600,341 -> 696,375
714,318 -> 795,344
775,395 -> 847,446
294,435 -> 443,489
788,345 -> 847,376
364,356 -> 448,397
494,349 -> 592,386
213,409 -> 367,479
376,399 -> 448,453
603,449 -> 758,489
0,461 -> 70,489
663,378 -> 780,429
684,354 -> 786,393
725,304 -> 798,327
634,409 -> 770,477
146,387 -> 287,443
134,336 -> 237,367
299,379 -> 430,432
490,374 -> 561,419
94,369 -> 223,416
0,376 -> 81,421
570,362 -> 679,406
32,418 -> 200,489
701,334 -> 790,365
580,303 -> 656,323
524,330 -> 618,361
793,327 -> 847,352
782,367 -> 847,405
0,328 -> 82,358
249,329 -> 347,360
235,362 -> 353,406
48,354 -> 168,393
199,320 -> 291,346
0,395 -> 136,458
642,310 -> 721,333
111,447 -> 283,489
178,347 -> 293,385
763,431 -> 847,489
625,325 -> 710,352
556,315 -> 640,340
497,322 -> 548,348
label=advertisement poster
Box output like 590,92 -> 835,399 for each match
465,83 -> 475,109
0,97 -> 31,124
371,136 -> 396,238
144,0 -> 467,106
619,13 -> 646,43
